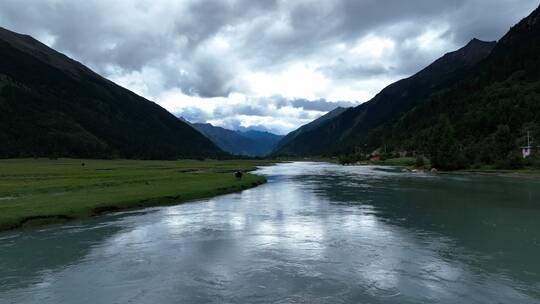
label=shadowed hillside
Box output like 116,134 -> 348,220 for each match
191,122 -> 283,156
276,5 -> 540,169
273,38 -> 496,157
0,27 -> 223,159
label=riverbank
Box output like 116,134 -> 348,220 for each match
460,168 -> 540,177
0,158 -> 273,231
344,157 -> 540,176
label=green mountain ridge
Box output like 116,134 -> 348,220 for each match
0,27 -> 223,159
273,38 -> 497,156
274,4 -> 540,169
383,4 -> 540,167
272,106 -> 348,155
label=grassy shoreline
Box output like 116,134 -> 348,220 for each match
340,157 -> 540,176
0,158 -> 273,232
458,168 -> 540,177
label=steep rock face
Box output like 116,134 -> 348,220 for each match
274,39 -> 496,156
0,27 -> 222,159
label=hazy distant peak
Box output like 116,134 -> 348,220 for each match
190,122 -> 283,156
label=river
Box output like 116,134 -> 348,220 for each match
1,162 -> 539,303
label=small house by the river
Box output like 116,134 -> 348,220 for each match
521,145 -> 539,158
521,131 -> 539,158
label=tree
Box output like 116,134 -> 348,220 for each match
427,116 -> 467,170
338,154 -> 353,165
415,155 -> 425,168
492,124 -> 515,161
521,122 -> 540,146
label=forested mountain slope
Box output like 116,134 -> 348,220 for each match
273,38 -> 496,156
0,27 -> 222,159
272,107 -> 348,155
363,4 -> 540,168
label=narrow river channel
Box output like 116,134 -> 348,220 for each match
1,162 -> 539,303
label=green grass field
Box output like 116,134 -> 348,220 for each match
0,158 -> 273,231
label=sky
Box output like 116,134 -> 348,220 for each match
0,0 -> 538,134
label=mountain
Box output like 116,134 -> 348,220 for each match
381,4 -> 540,166
0,27 -> 222,159
240,130 -> 283,154
272,106 -> 348,155
275,4 -> 540,169
273,39 -> 496,156
190,122 -> 283,156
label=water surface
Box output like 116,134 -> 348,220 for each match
1,162 -> 539,303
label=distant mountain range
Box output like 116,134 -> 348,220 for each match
0,27 -> 222,159
3,3 -> 539,164
187,121 -> 283,157
273,4 -> 540,167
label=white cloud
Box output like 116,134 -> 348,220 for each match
245,64 -> 330,100
0,0 -> 538,134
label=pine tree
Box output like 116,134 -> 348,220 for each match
428,116 -> 467,170
493,124 -> 515,161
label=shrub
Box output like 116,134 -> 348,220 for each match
524,154 -> 540,169
427,116 -> 468,170
415,155 -> 425,168
495,152 -> 524,169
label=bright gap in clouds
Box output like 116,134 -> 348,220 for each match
110,30 -> 441,135
1,0 -> 537,135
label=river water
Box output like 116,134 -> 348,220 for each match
1,162 -> 539,303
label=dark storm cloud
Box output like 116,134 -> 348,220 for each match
268,96 -> 357,112
318,59 -> 392,79
174,0 -> 278,46
242,0 -> 456,62
289,99 -> 357,111
0,0 -> 538,132
205,96 -> 354,120
1,0 -> 537,95
176,55 -> 237,98
175,95 -> 354,133
178,107 -> 211,124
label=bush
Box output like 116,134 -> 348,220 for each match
427,116 -> 468,170
379,152 -> 392,161
495,152 -> 524,169
508,152 -> 524,169
415,155 -> 425,168
524,154 -> 540,169
338,155 -> 354,165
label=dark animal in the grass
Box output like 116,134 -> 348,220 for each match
234,171 -> 243,179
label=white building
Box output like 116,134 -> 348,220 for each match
522,146 -> 532,158
521,131 -> 538,159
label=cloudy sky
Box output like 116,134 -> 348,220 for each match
0,0 -> 538,134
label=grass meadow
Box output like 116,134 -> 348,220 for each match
0,158 -> 272,231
